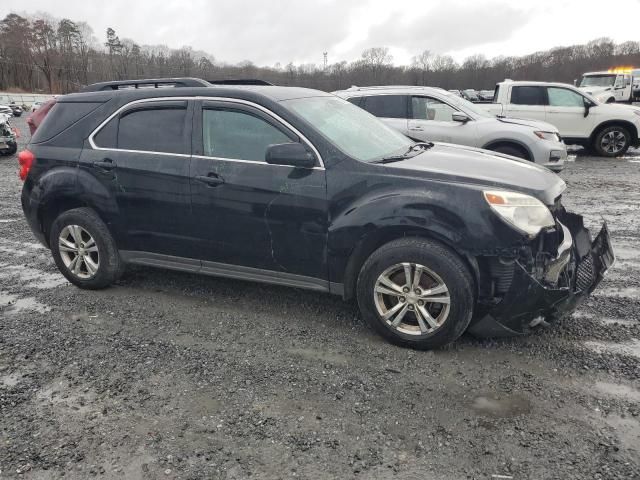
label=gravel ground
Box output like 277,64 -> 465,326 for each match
1,116 -> 639,480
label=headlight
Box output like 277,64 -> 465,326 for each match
534,131 -> 560,142
483,190 -> 555,237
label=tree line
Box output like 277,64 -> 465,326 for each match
1,12 -> 640,95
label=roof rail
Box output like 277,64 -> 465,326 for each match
80,77 -> 212,92
346,85 -> 435,91
208,79 -> 274,86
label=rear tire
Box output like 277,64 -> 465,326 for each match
356,237 -> 474,350
491,144 -> 529,160
593,125 -> 631,157
50,207 -> 122,289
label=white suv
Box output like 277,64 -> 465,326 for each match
333,86 -> 567,171
485,80 -> 640,157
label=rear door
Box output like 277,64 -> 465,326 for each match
408,95 -> 477,146
545,86 -> 594,138
82,99 -> 194,257
190,99 -> 328,282
504,85 -> 548,122
359,95 -> 409,135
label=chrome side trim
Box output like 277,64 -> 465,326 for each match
87,96 -> 325,168
191,154 -> 324,170
120,250 -> 331,293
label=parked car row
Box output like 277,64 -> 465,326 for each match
448,89 -> 494,102
0,102 -> 24,118
0,114 -> 18,156
334,86 -> 566,171
485,79 -> 640,157
18,77 -> 614,350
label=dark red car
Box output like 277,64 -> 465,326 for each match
26,98 -> 56,135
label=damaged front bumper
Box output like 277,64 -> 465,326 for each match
468,213 -> 615,337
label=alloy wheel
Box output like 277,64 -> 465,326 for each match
58,225 -> 100,279
601,130 -> 627,154
373,262 -> 450,336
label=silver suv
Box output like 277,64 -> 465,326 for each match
333,86 -> 567,172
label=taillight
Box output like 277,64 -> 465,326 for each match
18,150 -> 34,181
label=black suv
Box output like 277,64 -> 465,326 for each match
19,78 -> 614,350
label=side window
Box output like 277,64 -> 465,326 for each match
411,96 -> 457,122
510,86 -> 546,106
203,108 -> 293,161
347,97 -> 364,107
117,103 -> 188,154
547,87 -> 585,107
93,117 -> 117,148
361,95 -> 407,119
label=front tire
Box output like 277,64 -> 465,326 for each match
593,125 -> 631,157
50,208 -> 122,289
356,238 -> 474,350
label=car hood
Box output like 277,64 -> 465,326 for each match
592,102 -> 640,117
578,86 -> 611,95
384,143 -> 566,205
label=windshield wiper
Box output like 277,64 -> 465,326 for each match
372,142 -> 434,164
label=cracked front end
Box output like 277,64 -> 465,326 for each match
468,209 -> 615,337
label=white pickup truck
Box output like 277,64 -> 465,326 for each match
484,80 -> 640,156
577,69 -> 640,104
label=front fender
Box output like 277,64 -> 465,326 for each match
327,186 -> 518,290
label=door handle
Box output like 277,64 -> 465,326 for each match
195,174 -> 224,187
92,158 -> 116,170
409,125 -> 424,131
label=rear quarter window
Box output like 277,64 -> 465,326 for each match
510,86 -> 547,106
361,95 -> 408,119
31,102 -> 103,143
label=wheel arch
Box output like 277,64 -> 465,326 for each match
36,168 -> 121,247
341,226 -> 479,302
482,139 -> 533,160
590,120 -> 639,145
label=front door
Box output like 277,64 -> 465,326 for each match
190,100 -> 328,283
81,100 -> 194,257
545,87 -> 594,139
407,95 -> 477,145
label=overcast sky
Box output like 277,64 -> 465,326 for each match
2,0 -> 640,66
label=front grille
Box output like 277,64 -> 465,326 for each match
575,254 -> 595,292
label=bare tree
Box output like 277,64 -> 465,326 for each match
412,49 -> 431,84
2,12 -> 640,95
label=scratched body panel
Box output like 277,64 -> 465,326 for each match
191,158 -> 327,278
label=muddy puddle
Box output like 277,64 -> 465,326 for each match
593,380 -> 640,402
0,290 -> 51,314
470,394 -> 532,418
0,264 -> 67,289
584,339 -> 640,360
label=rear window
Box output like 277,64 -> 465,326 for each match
117,103 -> 187,154
361,95 -> 408,119
510,86 -> 547,106
31,102 -> 102,143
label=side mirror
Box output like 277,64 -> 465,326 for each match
265,142 -> 316,168
452,112 -> 470,123
583,99 -> 594,118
